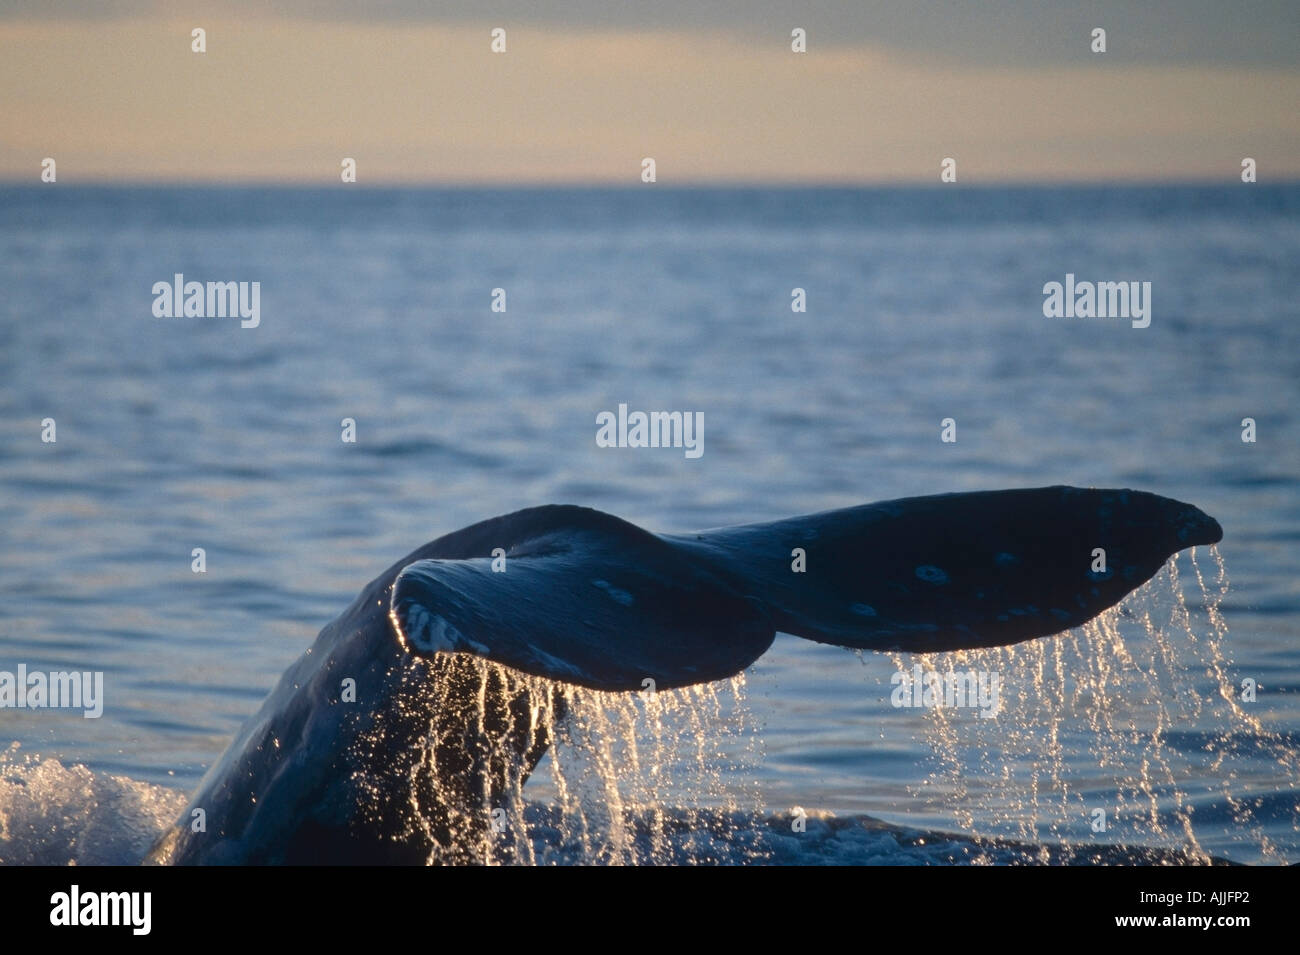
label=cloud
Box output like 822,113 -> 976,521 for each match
3,1 -> 1298,67
2,17 -> 1296,183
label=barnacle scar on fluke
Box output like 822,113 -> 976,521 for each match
145,485 -> 1222,865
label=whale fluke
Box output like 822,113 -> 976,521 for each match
390,506 -> 775,692
391,487 -> 1223,687
150,486 -> 1221,864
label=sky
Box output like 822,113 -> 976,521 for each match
1,1 -> 1297,184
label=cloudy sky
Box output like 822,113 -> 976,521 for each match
2,1 -> 1297,183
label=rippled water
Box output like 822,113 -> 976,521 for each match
1,185 -> 1296,863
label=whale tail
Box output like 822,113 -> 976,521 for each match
154,487 -> 1222,864
391,486 -> 1223,690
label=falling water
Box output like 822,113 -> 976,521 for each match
539,677 -> 766,865
903,547 -> 1298,864
370,655 -> 765,865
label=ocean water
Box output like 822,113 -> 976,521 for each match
0,184 -> 1297,865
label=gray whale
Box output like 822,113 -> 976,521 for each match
145,486 -> 1223,864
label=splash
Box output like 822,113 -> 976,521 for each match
0,743 -> 188,866
903,547 -> 1297,864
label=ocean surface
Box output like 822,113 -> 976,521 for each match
0,184 -> 1297,865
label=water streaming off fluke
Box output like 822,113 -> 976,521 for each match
357,662 -> 763,865
902,547 -> 1296,864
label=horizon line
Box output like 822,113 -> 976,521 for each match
2,177 -> 1292,190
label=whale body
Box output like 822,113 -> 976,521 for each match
145,486 -> 1223,865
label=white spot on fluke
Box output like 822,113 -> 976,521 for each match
915,564 -> 949,584
592,579 -> 635,605
396,603 -> 465,653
